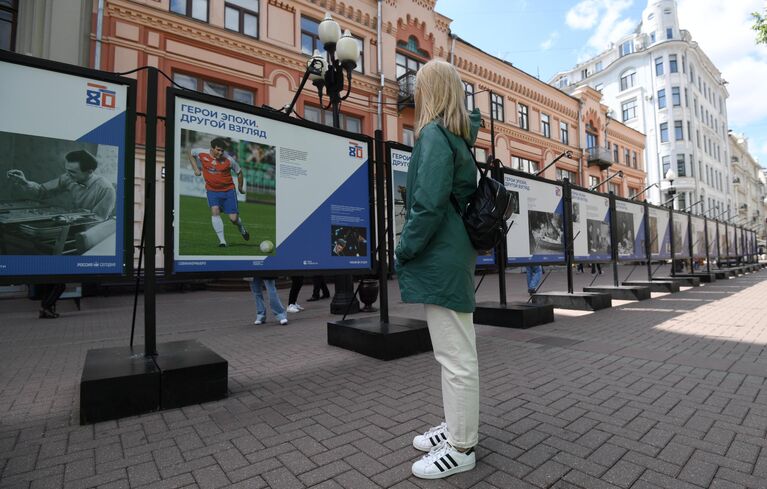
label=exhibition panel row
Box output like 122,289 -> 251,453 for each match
0,51 -> 758,285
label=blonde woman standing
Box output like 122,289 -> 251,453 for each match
395,59 -> 481,479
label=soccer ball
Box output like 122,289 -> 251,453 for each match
259,240 -> 274,253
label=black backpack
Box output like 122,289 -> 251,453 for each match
438,127 -> 514,253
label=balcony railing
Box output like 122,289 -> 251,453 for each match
397,71 -> 416,111
586,147 -> 613,170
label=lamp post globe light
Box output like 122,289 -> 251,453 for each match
665,168 -> 677,209
301,13 -> 362,314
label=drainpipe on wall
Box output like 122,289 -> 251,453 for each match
94,0 -> 104,70
577,100 -> 584,185
449,33 -> 456,64
376,0 -> 383,131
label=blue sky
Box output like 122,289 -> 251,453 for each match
435,0 -> 767,168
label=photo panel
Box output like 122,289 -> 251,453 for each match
571,189 -> 611,261
726,224 -> 736,258
615,199 -> 646,261
388,145 -> 494,267
169,93 -> 372,274
691,216 -> 706,258
718,221 -> 727,258
648,206 -> 671,259
672,212 -> 690,259
504,172 -> 565,264
0,54 -> 131,279
707,219 -> 718,259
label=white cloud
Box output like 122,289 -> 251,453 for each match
566,0 -> 601,29
566,0 -> 637,59
540,32 -> 559,50
677,0 -> 767,164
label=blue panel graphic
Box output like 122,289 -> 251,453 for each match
174,161 -> 371,273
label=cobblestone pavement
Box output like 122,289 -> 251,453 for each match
1,266 -> 767,488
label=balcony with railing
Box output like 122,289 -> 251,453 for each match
397,71 -> 416,111
586,147 -> 613,170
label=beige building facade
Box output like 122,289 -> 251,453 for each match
9,0 -> 646,264
728,134 -> 766,241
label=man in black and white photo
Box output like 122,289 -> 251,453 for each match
6,149 -> 116,220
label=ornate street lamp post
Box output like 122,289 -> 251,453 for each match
284,13 -> 362,314
664,168 -> 677,209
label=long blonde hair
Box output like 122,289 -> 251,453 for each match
413,60 -> 470,140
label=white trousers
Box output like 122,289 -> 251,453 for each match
424,304 -> 479,449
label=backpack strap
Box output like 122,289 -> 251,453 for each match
434,124 -> 493,217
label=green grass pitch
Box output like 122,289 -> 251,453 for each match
178,195 -> 277,256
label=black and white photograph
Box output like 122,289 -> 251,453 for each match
673,220 -> 684,253
587,219 -> 610,255
0,131 -> 118,256
572,202 -> 581,223
649,216 -> 659,255
509,189 -> 520,215
616,211 -> 635,255
528,210 -> 564,255
392,168 -> 408,237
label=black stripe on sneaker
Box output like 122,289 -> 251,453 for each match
445,454 -> 458,467
430,436 -> 437,446
440,432 -> 447,441
433,460 -> 445,472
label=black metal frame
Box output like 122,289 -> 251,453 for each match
382,140 -> 498,273
500,166 -> 567,267
567,182 -> 613,265
646,202 -> 673,262
163,87 -> 375,279
671,210 -> 692,261
689,214 -> 707,260
0,50 -> 136,285
613,194 -> 649,263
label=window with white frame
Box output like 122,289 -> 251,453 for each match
512,156 -> 538,173
491,93 -> 504,122
518,103 -> 528,130
556,168 -> 577,183
622,98 -> 637,122
541,113 -> 550,138
173,72 -> 254,104
560,121 -> 569,145
619,40 -> 633,57
463,81 -> 475,111
620,69 -> 636,90
304,106 -> 362,133
669,54 -> 678,73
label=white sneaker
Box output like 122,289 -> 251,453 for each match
294,303 -> 305,311
286,304 -> 300,313
279,318 -> 288,325
413,422 -> 449,452
411,442 -> 475,479
254,318 -> 264,325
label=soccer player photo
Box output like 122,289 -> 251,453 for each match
178,129 -> 277,256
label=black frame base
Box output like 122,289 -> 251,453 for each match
622,280 -> 680,293
154,340 -> 228,410
80,345 -> 160,425
327,316 -> 431,361
80,341 -> 228,425
531,291 -> 612,311
653,276 -> 701,287
474,301 -> 555,329
582,285 -> 651,301
674,273 -> 716,283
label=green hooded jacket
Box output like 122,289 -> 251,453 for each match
395,108 -> 481,313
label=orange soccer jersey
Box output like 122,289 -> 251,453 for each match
192,149 -> 240,192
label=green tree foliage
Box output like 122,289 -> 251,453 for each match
754,8 -> 767,44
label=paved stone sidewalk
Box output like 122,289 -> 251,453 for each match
1,267 -> 767,488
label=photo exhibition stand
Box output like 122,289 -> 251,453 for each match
583,193 -> 651,301
80,67 -> 227,425
621,202 -> 680,293
530,179 -> 612,312
327,131 -> 432,361
474,99 -> 555,329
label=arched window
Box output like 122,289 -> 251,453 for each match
619,69 -> 636,91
